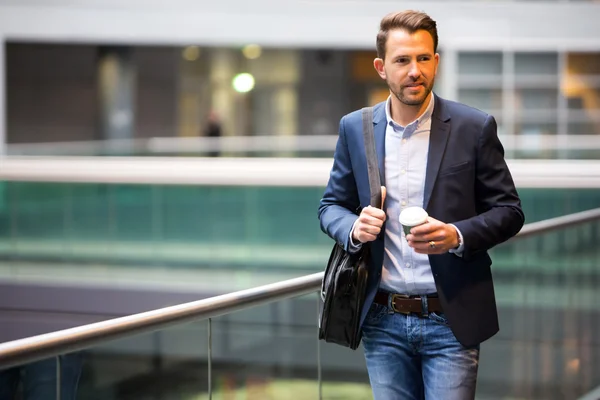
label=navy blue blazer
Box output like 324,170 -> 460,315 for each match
318,95 -> 524,347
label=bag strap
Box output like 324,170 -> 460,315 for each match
361,107 -> 382,209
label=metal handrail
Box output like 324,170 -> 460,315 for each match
1,208 -> 600,369
0,272 -> 323,369
511,207 -> 600,239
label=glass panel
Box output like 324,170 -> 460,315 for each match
515,88 -> 559,111
1,183 -> 599,282
458,52 -> 503,76
485,219 -> 600,399
515,121 -> 558,136
567,88 -> 600,111
567,119 -> 600,136
567,53 -> 600,76
211,294 -> 319,399
515,52 -> 559,76
1,177 -> 599,399
0,182 -> 331,288
566,89 -> 600,135
319,331 -> 370,399
458,88 -> 503,115
0,356 -> 67,400
72,321 -> 210,398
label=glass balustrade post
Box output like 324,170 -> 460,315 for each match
55,356 -> 61,400
208,317 -> 212,400
316,292 -> 323,400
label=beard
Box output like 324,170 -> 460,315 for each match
388,77 -> 435,106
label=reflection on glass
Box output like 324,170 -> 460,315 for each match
567,88 -> 600,110
1,182 -> 598,284
515,52 -> 559,76
486,220 -> 600,399
1,198 -> 599,399
567,53 -> 600,76
567,119 -> 600,135
458,52 -> 503,76
211,294 -> 320,399
458,88 -> 503,114
0,354 -> 83,400
515,88 -> 559,111
515,122 -> 558,136
75,322 -> 210,398
565,87 -> 600,135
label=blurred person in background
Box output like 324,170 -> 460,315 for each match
318,10 -> 524,400
204,110 -> 222,157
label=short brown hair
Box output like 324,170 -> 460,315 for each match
376,10 -> 438,59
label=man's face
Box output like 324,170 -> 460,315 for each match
374,29 -> 439,106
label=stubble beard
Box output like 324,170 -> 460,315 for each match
389,78 -> 435,107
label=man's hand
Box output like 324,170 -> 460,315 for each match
352,187 -> 387,243
406,216 -> 459,254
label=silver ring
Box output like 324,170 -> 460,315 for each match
429,241 -> 436,249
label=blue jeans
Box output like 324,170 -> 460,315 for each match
362,301 -> 480,400
0,353 -> 82,400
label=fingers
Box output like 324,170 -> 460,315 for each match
356,232 -> 379,243
406,230 -> 445,243
353,205 -> 387,243
361,205 -> 386,222
353,223 -> 381,243
408,216 -> 442,236
406,221 -> 458,254
408,239 -> 449,255
381,186 -> 387,209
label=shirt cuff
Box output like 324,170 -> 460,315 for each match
348,219 -> 363,252
448,224 -> 464,257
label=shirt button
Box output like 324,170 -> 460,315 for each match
406,263 -> 410,268
401,169 -> 406,174
402,139 -> 407,144
401,201 -> 406,206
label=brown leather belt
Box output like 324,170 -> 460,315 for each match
374,291 -> 443,315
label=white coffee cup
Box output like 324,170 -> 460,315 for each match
399,206 -> 428,236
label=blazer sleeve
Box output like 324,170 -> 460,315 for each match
452,115 -> 525,260
318,116 -> 361,252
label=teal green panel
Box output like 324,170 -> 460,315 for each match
0,182 -> 598,270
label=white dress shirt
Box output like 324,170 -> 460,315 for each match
350,94 -> 464,295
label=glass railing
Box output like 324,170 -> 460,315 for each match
482,217 -> 600,399
0,180 -> 599,281
0,210 -> 599,399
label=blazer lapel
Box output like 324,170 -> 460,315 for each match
372,103 -> 387,184
423,96 -> 451,210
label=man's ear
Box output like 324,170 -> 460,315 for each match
373,58 -> 386,80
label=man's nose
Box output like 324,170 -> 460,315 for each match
408,62 -> 421,79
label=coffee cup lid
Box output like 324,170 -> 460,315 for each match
399,206 -> 428,226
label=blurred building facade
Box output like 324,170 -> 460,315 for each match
0,0 -> 599,156
1,3 -> 600,399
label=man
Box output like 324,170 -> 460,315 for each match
318,10 -> 524,400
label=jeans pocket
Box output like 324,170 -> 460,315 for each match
365,303 -> 388,325
429,311 -> 450,326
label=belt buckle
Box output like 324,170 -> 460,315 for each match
391,293 -> 411,315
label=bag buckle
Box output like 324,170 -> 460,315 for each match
390,293 -> 411,315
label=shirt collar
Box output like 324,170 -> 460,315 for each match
385,92 -> 435,131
